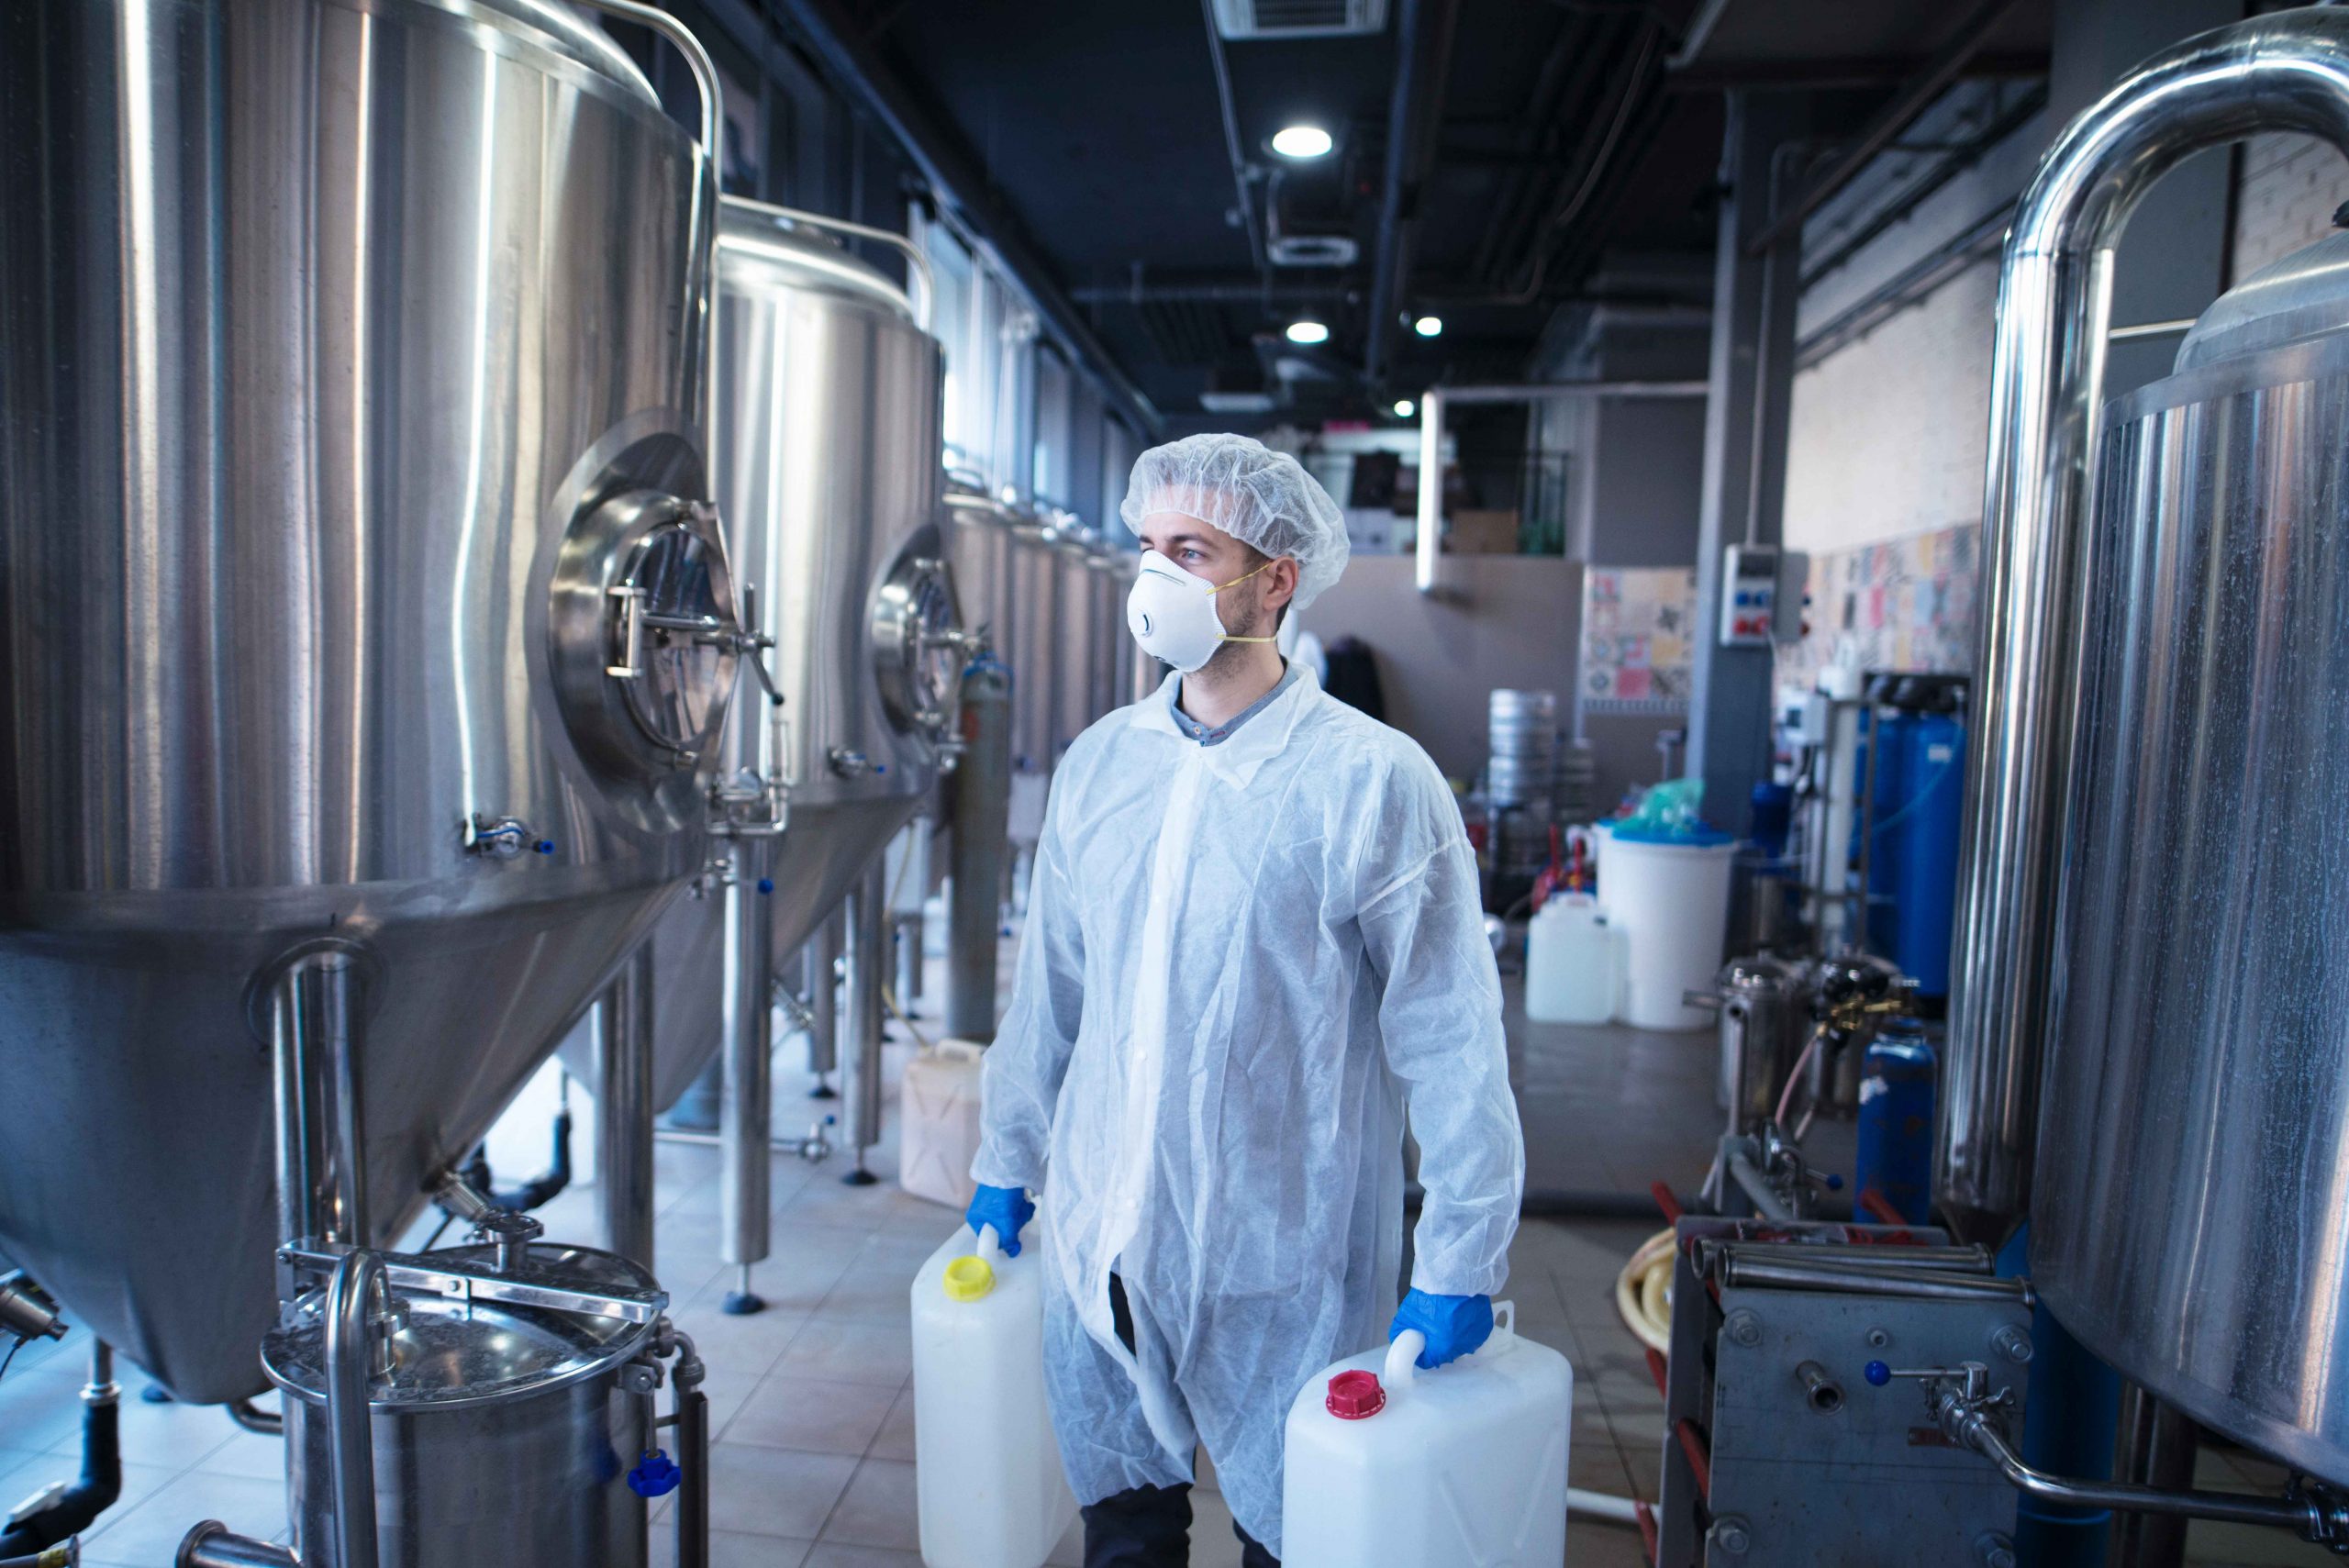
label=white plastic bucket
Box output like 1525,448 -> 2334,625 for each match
900,1040 -> 985,1210
1523,894 -> 1620,1024
1603,834 -> 1735,1029
1281,1301 -> 1573,1568
911,1219 -> 1079,1568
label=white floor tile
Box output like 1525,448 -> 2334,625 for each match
727,1375 -> 896,1457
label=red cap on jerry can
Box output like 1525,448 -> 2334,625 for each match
1325,1369 -> 1386,1419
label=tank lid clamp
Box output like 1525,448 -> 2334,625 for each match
275,1243 -> 665,1328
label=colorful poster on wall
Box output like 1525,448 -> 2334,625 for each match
1581,567 -> 1698,714
1775,522 -> 1979,689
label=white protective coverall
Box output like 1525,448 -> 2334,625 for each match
972,663 -> 1524,1555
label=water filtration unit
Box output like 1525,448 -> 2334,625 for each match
1861,677 -> 1966,1003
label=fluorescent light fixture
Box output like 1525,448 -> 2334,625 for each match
1394,398 -> 1416,418
1270,124 -> 1334,159
1413,315 -> 1443,338
1286,318 -> 1330,345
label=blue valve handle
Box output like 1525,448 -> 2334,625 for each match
1865,1361 -> 1891,1386
627,1448 -> 682,1498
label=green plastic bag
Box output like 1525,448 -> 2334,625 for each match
1615,776 -> 1718,843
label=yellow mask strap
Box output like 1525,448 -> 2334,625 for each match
1208,557 -> 1277,596
1218,635 -> 1276,645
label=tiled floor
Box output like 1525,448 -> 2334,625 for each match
0,957 -> 2327,1564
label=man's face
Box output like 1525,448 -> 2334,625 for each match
1136,510 -> 1298,662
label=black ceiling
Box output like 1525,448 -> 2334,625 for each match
813,0 -> 2053,428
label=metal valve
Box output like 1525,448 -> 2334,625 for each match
465,815 -> 553,859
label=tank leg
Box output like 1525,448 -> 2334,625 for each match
807,915 -> 841,1100
841,860 -> 887,1186
596,945 -> 657,1270
895,912 -> 922,1018
720,840 -> 774,1313
947,657 -> 1013,1042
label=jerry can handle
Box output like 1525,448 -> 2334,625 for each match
1380,1300 -> 1516,1396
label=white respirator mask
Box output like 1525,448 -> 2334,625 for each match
1125,549 -> 1276,673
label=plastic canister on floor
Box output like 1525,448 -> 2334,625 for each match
911,1219 -> 1079,1568
1282,1301 -> 1571,1568
1523,893 -> 1620,1024
900,1039 -> 985,1210
1602,827 -> 1735,1029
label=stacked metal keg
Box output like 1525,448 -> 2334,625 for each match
1488,690 -> 1563,891
1487,690 -> 1562,808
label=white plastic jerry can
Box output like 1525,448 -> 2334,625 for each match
910,1220 -> 1080,1568
1281,1302 -> 1572,1568
1523,892 -> 1620,1025
900,1040 -> 986,1210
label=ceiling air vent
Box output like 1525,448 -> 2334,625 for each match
1211,0 -> 1389,40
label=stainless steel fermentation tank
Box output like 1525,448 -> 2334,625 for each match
1935,6 -> 2349,1491
0,0 -> 730,1407
561,199 -> 958,1113
1939,8 -> 2349,1227
2036,229 -> 2349,1484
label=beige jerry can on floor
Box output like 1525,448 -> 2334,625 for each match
901,1039 -> 985,1208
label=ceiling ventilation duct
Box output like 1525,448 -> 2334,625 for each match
1211,0 -> 1389,40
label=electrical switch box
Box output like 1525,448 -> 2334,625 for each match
1719,543 -> 1808,647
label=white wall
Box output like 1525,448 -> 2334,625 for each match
1783,118 -> 2349,568
2233,134 -> 2349,279
1784,261 -> 1998,558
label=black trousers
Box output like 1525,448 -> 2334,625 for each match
1082,1276 -> 1280,1568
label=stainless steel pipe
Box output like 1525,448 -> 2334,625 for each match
178,1522 -> 300,1568
322,1250 -> 385,1568
720,841 -> 776,1312
842,862 -> 889,1183
271,947 -> 368,1251
1942,1384 -> 2349,1541
596,947 -> 658,1270
1722,1254 -> 2032,1304
1940,8 -> 2349,1225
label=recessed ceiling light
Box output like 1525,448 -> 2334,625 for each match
1286,319 -> 1330,345
1270,124 -> 1335,160
1413,315 -> 1443,338
1394,398 -> 1417,418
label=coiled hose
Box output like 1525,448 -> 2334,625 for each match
1614,1227 -> 1675,1353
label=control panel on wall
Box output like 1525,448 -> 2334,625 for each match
1718,544 -> 1808,647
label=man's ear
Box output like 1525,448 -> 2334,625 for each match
1267,557 -> 1300,613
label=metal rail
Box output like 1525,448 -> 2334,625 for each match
1930,1369 -> 2349,1544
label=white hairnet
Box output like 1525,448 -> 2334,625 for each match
1119,433 -> 1351,609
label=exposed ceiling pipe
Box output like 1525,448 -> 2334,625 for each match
1072,278 -> 1347,305
763,0 -> 1163,437
1197,0 -> 1267,276
1468,11 -> 1617,290
1364,0 -> 1464,390
1742,0 -> 2023,258
1666,51 -> 2047,93
1664,0 -> 1733,71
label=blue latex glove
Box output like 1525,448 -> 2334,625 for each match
1389,1289 -> 1495,1370
966,1184 -> 1037,1258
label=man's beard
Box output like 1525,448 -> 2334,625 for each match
1200,590 -> 1269,679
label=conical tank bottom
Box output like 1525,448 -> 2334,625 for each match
562,794 -> 925,1111
0,876 -> 680,1403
